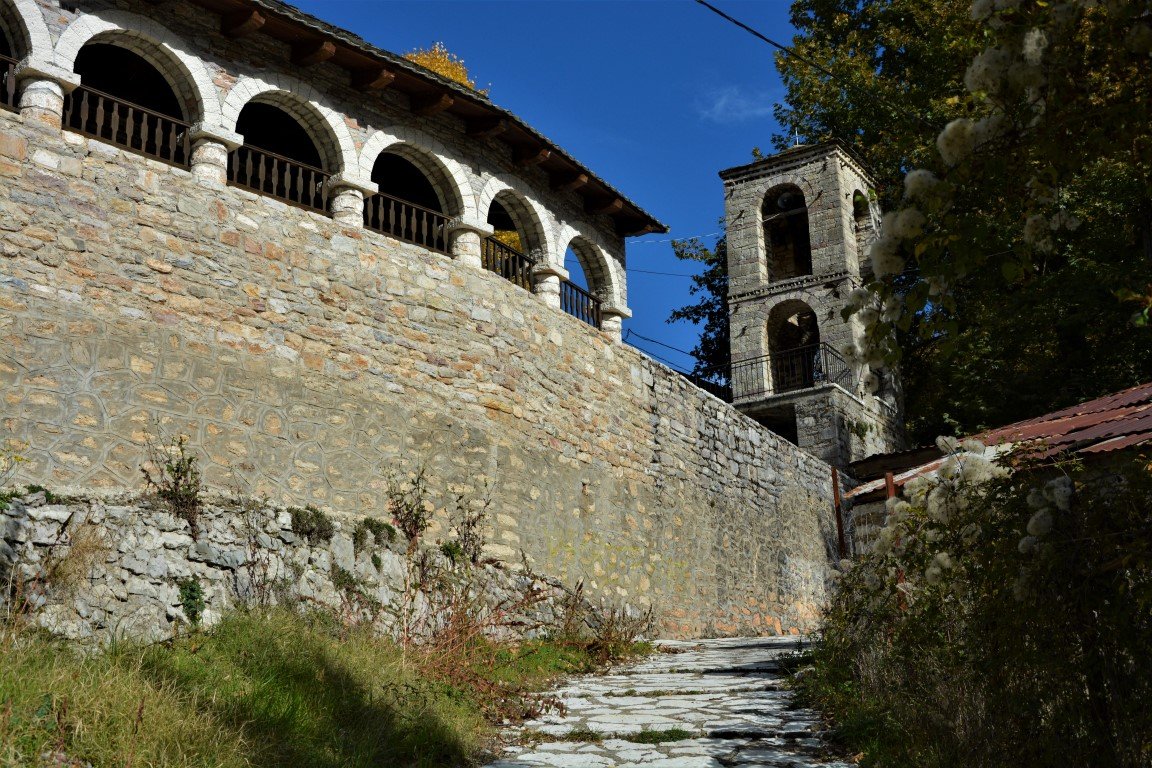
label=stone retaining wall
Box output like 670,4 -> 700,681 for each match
0,96 -> 840,637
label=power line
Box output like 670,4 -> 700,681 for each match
624,329 -> 699,360
693,0 -> 937,132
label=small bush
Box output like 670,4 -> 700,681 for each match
387,467 -> 432,548
352,517 -> 396,554
439,540 -> 465,564
288,504 -> 335,545
176,577 -> 205,628
141,435 -> 203,538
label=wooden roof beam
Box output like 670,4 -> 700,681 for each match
351,67 -> 395,91
618,221 -> 663,237
291,39 -> 336,67
221,9 -> 265,38
411,92 -> 454,116
551,172 -> 589,192
586,197 -> 624,216
466,117 -> 508,139
514,146 -> 551,167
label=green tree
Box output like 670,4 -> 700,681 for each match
667,232 -> 728,376
775,0 -> 1152,442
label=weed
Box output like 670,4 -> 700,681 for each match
287,504 -> 334,545
449,482 -> 491,565
562,726 -> 603,742
352,517 -> 395,554
176,577 -> 204,628
439,540 -> 465,565
624,728 -> 694,744
370,552 -> 382,572
141,435 -> 203,538
386,466 -> 432,549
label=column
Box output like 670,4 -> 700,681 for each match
15,62 -> 78,129
531,263 -> 568,310
599,305 -> 632,343
446,217 -> 493,270
188,124 -> 242,185
326,173 -> 377,227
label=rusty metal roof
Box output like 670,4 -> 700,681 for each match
847,381 -> 1152,500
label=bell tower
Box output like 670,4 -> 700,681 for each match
719,141 -> 903,467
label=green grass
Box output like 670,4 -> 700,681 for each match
623,728 -> 695,744
0,609 -> 610,767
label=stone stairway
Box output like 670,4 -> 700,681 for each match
485,637 -> 852,768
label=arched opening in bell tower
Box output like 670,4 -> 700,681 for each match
762,185 -> 812,282
768,300 -> 821,393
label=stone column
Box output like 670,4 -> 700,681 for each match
326,173 -> 377,227
531,263 -> 568,310
188,124 -> 243,185
599,305 -> 632,343
446,218 -> 493,270
15,62 -> 78,129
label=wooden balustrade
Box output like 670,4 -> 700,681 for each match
363,191 -> 449,253
228,144 -> 330,213
560,279 -> 601,328
62,85 -> 191,168
481,236 -> 535,290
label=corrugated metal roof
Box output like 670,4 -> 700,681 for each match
846,381 -> 1152,500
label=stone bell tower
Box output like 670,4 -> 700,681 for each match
719,141 -> 904,467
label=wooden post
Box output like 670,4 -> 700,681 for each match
886,471 -> 906,610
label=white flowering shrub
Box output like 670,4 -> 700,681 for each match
798,446 -> 1152,767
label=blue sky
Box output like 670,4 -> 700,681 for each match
290,0 -> 797,371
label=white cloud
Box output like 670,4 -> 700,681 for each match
697,86 -> 778,123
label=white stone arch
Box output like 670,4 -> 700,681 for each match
0,0 -> 52,63
556,223 -> 626,308
223,73 -> 358,175
477,173 -> 554,261
357,126 -> 474,219
53,9 -> 221,124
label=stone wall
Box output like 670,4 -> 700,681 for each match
0,100 -> 841,636
0,488 -> 577,645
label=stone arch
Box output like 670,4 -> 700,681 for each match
53,9 -> 221,124
761,183 -> 813,282
0,0 -> 52,63
357,127 -> 473,219
478,174 -> 553,260
767,298 -> 821,392
557,224 -> 624,307
223,73 -> 357,175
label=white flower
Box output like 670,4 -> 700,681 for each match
903,169 -> 941,201
1027,508 -> 1054,537
965,47 -> 1012,94
881,295 -> 903,323
1026,487 -> 1047,509
862,370 -> 880,394
925,565 -> 943,585
1022,28 -> 1049,66
972,112 -> 1006,146
869,234 -> 905,278
846,287 -> 873,310
937,119 -> 975,166
892,208 -> 927,240
1022,214 -> 1053,252
838,558 -> 853,572
970,0 -> 994,19
864,571 -> 881,590
858,307 -> 880,327
1050,210 -> 1082,231
960,438 -> 986,453
1018,535 -> 1038,555
934,552 -> 954,570
936,435 -> 961,454
1044,476 -> 1073,511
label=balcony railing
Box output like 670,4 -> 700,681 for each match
363,191 -> 448,254
1,54 -> 16,112
560,279 -> 601,328
685,343 -> 852,403
482,236 -> 535,291
62,85 -> 191,168
228,144 -> 330,213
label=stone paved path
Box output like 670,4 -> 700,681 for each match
485,637 -> 851,768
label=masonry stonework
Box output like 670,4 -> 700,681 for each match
0,99 -> 840,637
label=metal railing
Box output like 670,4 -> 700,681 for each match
62,84 -> 191,168
482,236 -> 535,291
363,191 -> 449,254
685,342 -> 852,402
1,54 -> 17,112
228,144 -> 329,213
560,279 -> 601,328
